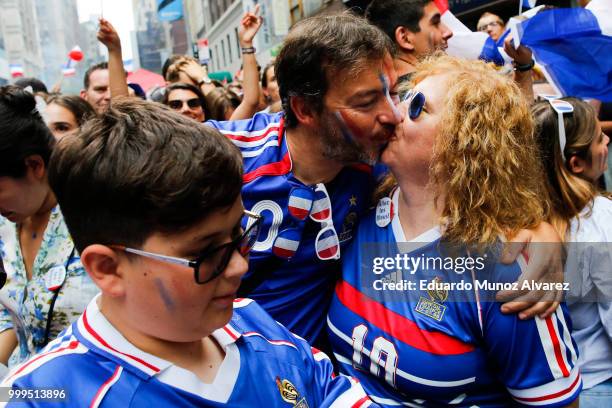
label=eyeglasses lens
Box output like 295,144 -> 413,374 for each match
408,91 -> 425,120
187,98 -> 201,109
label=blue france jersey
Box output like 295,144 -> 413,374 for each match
1,296 -> 377,407
327,190 -> 582,407
207,112 -> 375,343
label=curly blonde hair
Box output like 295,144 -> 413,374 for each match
378,54 -> 549,246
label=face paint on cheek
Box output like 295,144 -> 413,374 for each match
379,73 -> 402,122
154,278 -> 176,312
334,110 -> 366,146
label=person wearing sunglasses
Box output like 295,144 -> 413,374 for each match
162,82 -> 208,123
533,97 -> 611,407
328,55 -> 581,407
0,98 -> 377,407
0,86 -> 99,371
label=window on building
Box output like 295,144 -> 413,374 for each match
215,44 -> 219,71
234,27 -> 240,61
227,33 -> 232,64
222,38 -> 227,67
289,0 -> 304,25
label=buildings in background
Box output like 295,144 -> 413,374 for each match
34,0 -> 80,87
0,29 -> 8,85
132,0 -> 189,74
183,0 -> 344,77
0,0 -> 43,79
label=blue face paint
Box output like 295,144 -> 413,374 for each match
154,278 -> 175,311
379,73 -> 403,122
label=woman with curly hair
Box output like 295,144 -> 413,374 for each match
533,98 -> 611,407
327,55 -> 581,407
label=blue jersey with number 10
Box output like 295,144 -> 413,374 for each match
207,112 -> 375,343
327,191 -> 582,407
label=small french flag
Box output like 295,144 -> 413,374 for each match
62,60 -> 76,77
9,64 -> 24,78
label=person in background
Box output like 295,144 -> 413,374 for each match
366,0 -> 534,100
44,95 -> 95,139
261,62 -> 282,113
162,82 -> 208,123
80,62 -> 110,114
205,87 -> 241,121
477,12 -> 510,67
477,12 -> 506,42
0,86 -> 98,371
162,6 -> 263,120
533,97 -> 611,408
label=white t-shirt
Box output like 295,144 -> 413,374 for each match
565,196 -> 612,389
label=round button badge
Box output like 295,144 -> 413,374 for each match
44,265 -> 67,292
375,197 -> 394,228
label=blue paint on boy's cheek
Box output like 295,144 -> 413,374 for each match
154,278 -> 175,311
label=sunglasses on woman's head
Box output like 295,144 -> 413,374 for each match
401,90 -> 426,120
168,98 -> 201,110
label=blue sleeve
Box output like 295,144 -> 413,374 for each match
481,263 -> 581,407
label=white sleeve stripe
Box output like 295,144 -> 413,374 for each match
242,331 -> 298,350
89,365 -> 123,408
230,132 -> 279,148
508,365 -> 581,405
534,315 -> 570,378
219,122 -> 281,138
241,139 -> 281,158
548,313 -> 571,377
555,308 -> 578,365
327,377 -> 371,408
232,298 -> 254,308
1,339 -> 88,386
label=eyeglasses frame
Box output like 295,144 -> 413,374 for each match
110,210 -> 262,284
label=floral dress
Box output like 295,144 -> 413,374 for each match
0,206 -> 99,366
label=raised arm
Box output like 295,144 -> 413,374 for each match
229,5 -> 263,121
97,18 -> 129,99
504,37 -> 535,103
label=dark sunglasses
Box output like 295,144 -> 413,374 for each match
401,90 -> 426,120
168,98 -> 202,110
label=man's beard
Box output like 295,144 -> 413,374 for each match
318,111 -> 376,165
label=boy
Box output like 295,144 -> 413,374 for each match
0,99 -> 374,407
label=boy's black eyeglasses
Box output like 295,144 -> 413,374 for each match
110,210 -> 262,284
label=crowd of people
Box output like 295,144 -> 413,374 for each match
0,0 -> 609,407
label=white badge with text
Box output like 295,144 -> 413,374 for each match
376,197 -> 394,228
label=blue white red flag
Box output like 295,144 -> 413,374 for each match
516,2 -> 612,102
9,64 -> 24,78
62,60 -> 76,77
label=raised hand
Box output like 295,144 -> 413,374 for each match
97,18 -> 122,53
239,4 -> 263,47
